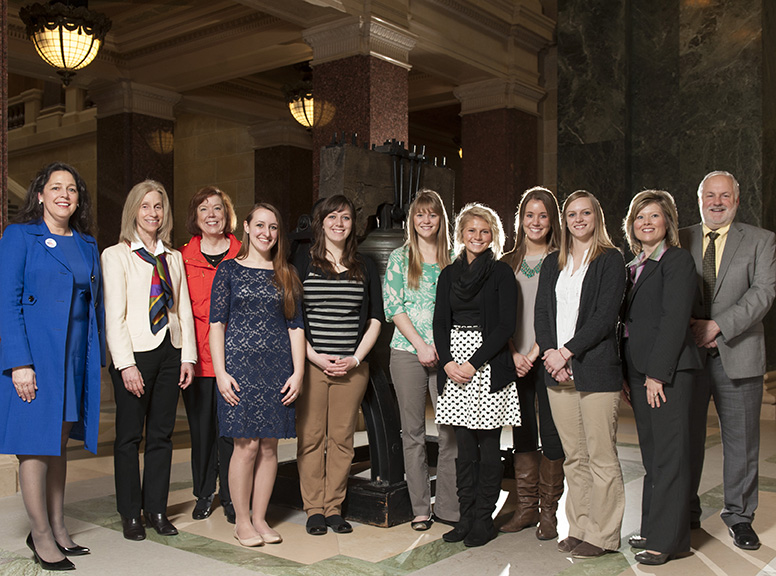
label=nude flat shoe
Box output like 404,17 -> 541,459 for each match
234,528 -> 264,547
259,532 -> 283,544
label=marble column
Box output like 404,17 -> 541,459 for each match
303,17 -> 416,196
90,81 -> 180,249
249,120 -> 313,231
557,0 -> 776,368
454,80 -> 543,241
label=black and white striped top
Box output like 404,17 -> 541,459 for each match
303,270 -> 365,356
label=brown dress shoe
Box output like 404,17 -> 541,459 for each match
557,536 -> 583,553
571,541 -> 608,558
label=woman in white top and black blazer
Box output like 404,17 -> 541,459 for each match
102,180 -> 196,541
534,190 -> 626,558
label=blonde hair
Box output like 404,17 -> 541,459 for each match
503,186 -> 562,271
119,180 -> 173,246
557,190 -> 614,270
405,189 -> 452,289
453,203 -> 505,260
623,189 -> 680,255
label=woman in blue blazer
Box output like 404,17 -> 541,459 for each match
0,162 -> 105,571
621,190 -> 701,565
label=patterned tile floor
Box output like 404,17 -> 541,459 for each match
1,402 -> 775,576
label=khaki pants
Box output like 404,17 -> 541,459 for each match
546,382 -> 624,550
296,361 -> 369,516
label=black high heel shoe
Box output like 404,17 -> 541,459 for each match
57,541 -> 91,556
26,533 -> 75,571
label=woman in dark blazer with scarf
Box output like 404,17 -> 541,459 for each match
534,190 -> 626,559
621,190 -> 701,565
0,162 -> 105,571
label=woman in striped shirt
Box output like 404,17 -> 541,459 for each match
293,195 -> 383,536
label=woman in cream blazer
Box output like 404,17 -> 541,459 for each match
102,180 -> 196,542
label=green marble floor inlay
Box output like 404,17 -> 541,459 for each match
557,550 -> 631,576
378,536 -> 467,572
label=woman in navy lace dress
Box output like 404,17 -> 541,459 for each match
209,203 -> 305,547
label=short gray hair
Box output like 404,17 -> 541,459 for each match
697,171 -> 740,199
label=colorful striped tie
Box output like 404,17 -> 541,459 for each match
134,248 -> 174,334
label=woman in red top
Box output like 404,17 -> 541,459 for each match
179,186 -> 241,522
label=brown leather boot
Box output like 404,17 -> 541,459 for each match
536,455 -> 564,540
499,450 -> 540,532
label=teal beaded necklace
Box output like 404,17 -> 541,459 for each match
520,254 -> 545,278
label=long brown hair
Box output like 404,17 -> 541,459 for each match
310,195 -> 364,282
238,203 -> 302,320
503,186 -> 561,271
557,190 -> 615,270
405,189 -> 451,289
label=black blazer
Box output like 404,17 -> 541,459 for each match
535,247 -> 626,392
623,246 -> 702,382
434,258 -> 517,394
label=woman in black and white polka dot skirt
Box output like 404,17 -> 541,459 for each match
433,203 -> 521,548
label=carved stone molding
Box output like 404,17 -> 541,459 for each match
90,80 -> 181,120
303,16 -> 416,69
249,120 -> 312,150
454,77 -> 545,116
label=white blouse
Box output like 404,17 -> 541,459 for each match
555,249 -> 590,369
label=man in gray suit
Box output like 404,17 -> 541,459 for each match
680,171 -> 776,551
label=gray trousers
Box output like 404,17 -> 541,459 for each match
390,348 -> 459,521
689,354 -> 762,526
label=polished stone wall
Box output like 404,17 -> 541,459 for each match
557,0 -> 776,366
255,145 -> 313,232
558,0 -> 769,232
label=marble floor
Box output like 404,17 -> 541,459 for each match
1,401 -> 775,576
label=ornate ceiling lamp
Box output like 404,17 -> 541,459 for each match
19,1 -> 112,86
283,62 -> 334,129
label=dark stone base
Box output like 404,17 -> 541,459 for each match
273,452 -> 413,528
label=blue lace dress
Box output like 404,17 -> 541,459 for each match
210,259 -> 302,439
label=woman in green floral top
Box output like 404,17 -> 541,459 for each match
383,189 -> 458,530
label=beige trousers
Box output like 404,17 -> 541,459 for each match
546,382 -> 624,550
296,361 -> 369,517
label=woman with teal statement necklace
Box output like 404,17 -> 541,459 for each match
383,190 -> 459,531
500,187 -> 566,541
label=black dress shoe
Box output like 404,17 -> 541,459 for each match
325,514 -> 353,534
121,516 -> 146,541
192,495 -> 214,520
729,522 -> 760,550
635,550 -> 673,565
145,513 -> 179,536
222,500 -> 236,524
628,535 -> 647,549
26,533 -> 75,571
57,541 -> 91,556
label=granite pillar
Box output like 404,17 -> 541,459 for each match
91,82 -> 180,249
249,120 -> 313,231
455,79 -> 543,242
303,18 -> 416,196
557,0 -> 776,367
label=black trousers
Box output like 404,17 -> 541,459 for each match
182,376 -> 233,501
625,342 -> 692,555
111,333 -> 181,518
512,363 -> 564,460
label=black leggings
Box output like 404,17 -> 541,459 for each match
455,426 -> 501,464
512,364 -> 564,461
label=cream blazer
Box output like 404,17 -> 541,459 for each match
102,242 -> 196,369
